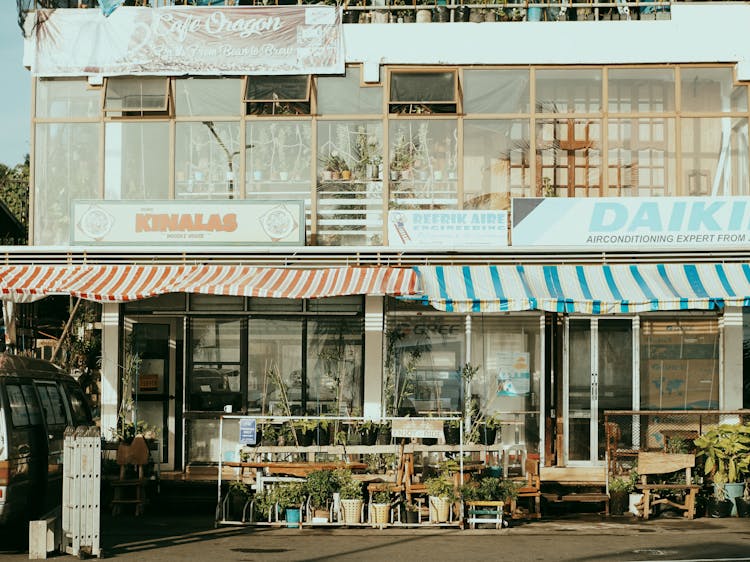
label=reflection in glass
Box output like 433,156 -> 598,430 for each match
681,117 -> 749,196
105,122 -> 169,200
463,119 -> 530,209
175,77 -> 241,117
36,78 -> 101,118
389,120 -> 458,210
316,67 -> 382,115
568,319 -> 591,462
175,121 -> 240,200
608,68 -> 675,113
536,69 -> 602,114
463,69 -> 530,114
317,120 -> 383,245
34,123 -> 100,244
607,118 -> 675,197
681,67 -> 747,113
536,119 -> 601,197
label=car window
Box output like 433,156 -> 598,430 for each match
36,383 -> 68,426
64,383 -> 91,425
7,384 -> 30,427
20,384 -> 43,425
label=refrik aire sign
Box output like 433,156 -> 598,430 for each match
512,197 -> 750,248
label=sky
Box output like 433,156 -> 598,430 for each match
0,2 -> 31,168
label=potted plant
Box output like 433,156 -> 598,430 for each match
272,481 -> 307,527
424,475 -> 456,523
359,420 -> 380,446
736,480 -> 750,518
370,490 -> 391,525
695,423 -> 750,516
706,474 -> 734,518
608,475 -> 634,516
461,476 -> 516,527
404,502 -> 420,524
336,469 -> 363,525
224,480 -> 251,522
443,418 -> 462,445
305,469 -> 338,523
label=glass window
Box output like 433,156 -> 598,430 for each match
317,120 -> 384,246
175,121 -> 240,200
175,77 -> 241,117
535,68 -> 602,114
245,75 -> 311,116
246,120 -> 312,242
249,318 -> 304,415
190,294 -> 244,312
36,78 -> 101,119
389,70 -> 457,114
123,294 -> 186,312
64,383 -> 91,426
389,120 -> 458,210
189,318 -> 242,412
248,297 -> 302,313
681,117 -> 750,197
21,385 -> 43,425
104,77 -> 169,114
463,69 -> 530,114
384,315 -> 464,416
464,119 -> 530,209
470,315 -> 541,455
536,118 -> 601,197
36,383 -> 68,425
316,66 -> 383,115
607,68 -> 675,113
7,384 -> 30,427
192,318 -> 241,364
640,317 -> 719,410
34,123 -> 99,244
104,122 -> 169,200
607,118 -> 676,197
307,317 -> 363,415
307,296 -> 363,313
681,67 -> 747,113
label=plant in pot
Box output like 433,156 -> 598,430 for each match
404,502 -> 420,524
706,474 -> 734,518
359,419 -> 380,446
608,474 -> 634,516
306,469 -> 338,523
336,469 -> 364,525
425,475 -> 456,523
443,418 -> 462,445
272,481 -> 307,527
695,423 -> 750,516
225,480 -> 252,522
370,490 -> 391,525
736,480 -> 750,518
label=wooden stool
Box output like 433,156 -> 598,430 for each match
111,435 -> 149,516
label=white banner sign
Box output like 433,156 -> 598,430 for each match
512,197 -> 750,248
33,6 -> 343,76
71,200 -> 304,245
391,418 -> 444,440
388,210 -> 508,248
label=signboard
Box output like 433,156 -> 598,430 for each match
391,418 -> 444,439
239,418 -> 257,446
388,210 -> 508,248
32,6 -> 343,77
512,196 -> 750,248
496,351 -> 530,397
71,200 -> 304,245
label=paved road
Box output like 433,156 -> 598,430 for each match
1,514 -> 749,561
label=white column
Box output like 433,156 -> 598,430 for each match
721,307 -> 744,412
100,303 -> 120,439
363,295 -> 384,420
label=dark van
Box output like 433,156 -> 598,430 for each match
0,354 -> 93,526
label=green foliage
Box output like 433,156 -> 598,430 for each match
461,477 -> 520,502
335,469 -> 363,500
609,474 -> 635,494
0,158 -> 29,244
305,469 -> 339,510
694,423 -> 750,483
253,489 -> 275,519
271,482 -> 307,511
228,480 -> 252,500
115,419 -> 158,443
371,490 -> 391,504
424,476 -> 456,501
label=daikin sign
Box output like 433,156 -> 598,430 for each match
512,197 -> 750,247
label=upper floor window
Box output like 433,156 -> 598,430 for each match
175,77 -> 242,117
389,70 -> 458,115
244,75 -> 311,116
104,77 -> 170,117
36,78 -> 101,119
317,66 -> 382,115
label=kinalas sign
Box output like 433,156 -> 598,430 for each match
72,200 -> 303,246
511,197 -> 750,247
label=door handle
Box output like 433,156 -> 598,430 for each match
168,395 -> 176,400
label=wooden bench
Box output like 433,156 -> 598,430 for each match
509,458 -> 542,519
635,452 -> 700,520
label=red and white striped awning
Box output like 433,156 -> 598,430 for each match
0,265 -> 418,303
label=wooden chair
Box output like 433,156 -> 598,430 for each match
635,452 -> 701,520
111,435 -> 150,516
510,458 -> 542,519
605,422 -> 638,476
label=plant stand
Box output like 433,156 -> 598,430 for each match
465,501 -> 504,529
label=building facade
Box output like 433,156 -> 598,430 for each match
5,2 -> 750,477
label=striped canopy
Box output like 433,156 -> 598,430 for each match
0,265 -> 418,303
411,264 -> 750,314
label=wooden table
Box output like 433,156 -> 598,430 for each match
224,461 -> 368,478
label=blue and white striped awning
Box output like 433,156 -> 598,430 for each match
410,264 -> 750,314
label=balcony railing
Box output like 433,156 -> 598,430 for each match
32,1 -> 688,23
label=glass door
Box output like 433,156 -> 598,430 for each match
564,318 -> 633,465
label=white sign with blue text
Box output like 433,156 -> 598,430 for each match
388,210 -> 508,248
512,197 -> 750,248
